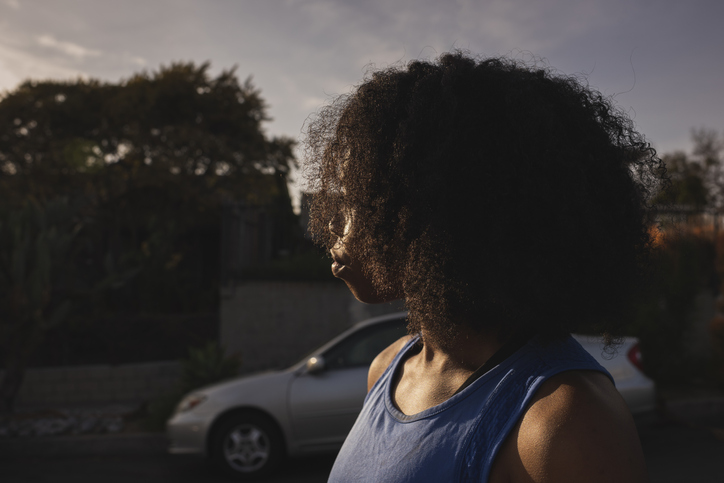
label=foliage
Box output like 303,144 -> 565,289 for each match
34,313 -> 218,367
0,63 -> 295,197
654,128 -> 724,216
0,197 -> 147,412
181,341 -> 241,391
143,341 -> 241,431
0,198 -> 80,413
641,127 -> 724,386
143,388 -> 187,433
0,63 -> 299,410
0,62 -> 297,315
654,151 -> 709,209
624,231 -> 715,384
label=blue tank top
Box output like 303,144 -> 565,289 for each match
328,334 -> 612,482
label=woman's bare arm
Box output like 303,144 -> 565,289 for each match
492,371 -> 648,483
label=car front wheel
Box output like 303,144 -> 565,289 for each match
211,413 -> 285,479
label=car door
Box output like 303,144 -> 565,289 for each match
288,318 -> 408,450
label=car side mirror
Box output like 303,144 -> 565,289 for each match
305,355 -> 326,374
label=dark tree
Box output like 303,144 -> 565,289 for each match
0,199 -> 78,414
656,151 -> 709,210
0,62 -> 296,314
654,129 -> 724,223
0,64 -> 297,411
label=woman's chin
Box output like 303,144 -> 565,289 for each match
346,281 -> 402,305
332,258 -> 402,304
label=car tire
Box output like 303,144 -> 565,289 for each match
211,413 -> 285,480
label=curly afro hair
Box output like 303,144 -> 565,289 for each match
303,51 -> 664,347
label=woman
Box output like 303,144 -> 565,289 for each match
304,51 -> 660,482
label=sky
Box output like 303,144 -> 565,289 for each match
0,0 -> 722,197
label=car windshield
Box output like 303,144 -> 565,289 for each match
323,319 -> 408,371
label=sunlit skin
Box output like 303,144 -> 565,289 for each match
331,218 -> 648,483
328,210 -> 402,304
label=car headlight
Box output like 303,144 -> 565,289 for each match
175,393 -> 208,415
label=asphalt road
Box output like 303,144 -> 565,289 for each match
638,417 -> 724,483
0,416 -> 722,482
0,452 -> 337,483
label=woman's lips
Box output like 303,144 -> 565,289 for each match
331,260 -> 347,277
331,252 -> 350,277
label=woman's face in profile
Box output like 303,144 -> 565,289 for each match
328,207 -> 400,304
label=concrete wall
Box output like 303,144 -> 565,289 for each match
4,361 -> 181,407
5,281 -> 405,408
220,280 -> 405,373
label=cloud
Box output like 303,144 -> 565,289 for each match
0,42 -> 85,92
301,95 -> 327,110
122,53 -> 147,67
0,58 -> 20,92
0,30 -> 148,93
37,34 -> 101,60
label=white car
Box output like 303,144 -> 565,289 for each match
167,312 -> 655,479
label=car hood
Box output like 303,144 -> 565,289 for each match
193,369 -> 297,410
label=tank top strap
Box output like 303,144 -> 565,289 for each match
364,334 -> 421,405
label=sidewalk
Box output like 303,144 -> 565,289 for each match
0,401 -> 169,458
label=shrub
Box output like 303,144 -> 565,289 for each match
624,230 -> 715,384
181,341 -> 241,390
143,341 -> 240,431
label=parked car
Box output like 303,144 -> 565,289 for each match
167,312 -> 655,479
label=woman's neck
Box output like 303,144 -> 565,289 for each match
417,324 -> 504,375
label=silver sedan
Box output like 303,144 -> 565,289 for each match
166,312 -> 655,479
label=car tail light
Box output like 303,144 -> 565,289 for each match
627,343 -> 644,372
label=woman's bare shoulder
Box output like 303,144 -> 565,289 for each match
367,335 -> 415,392
492,370 -> 648,483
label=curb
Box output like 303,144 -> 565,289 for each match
0,432 -> 169,458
